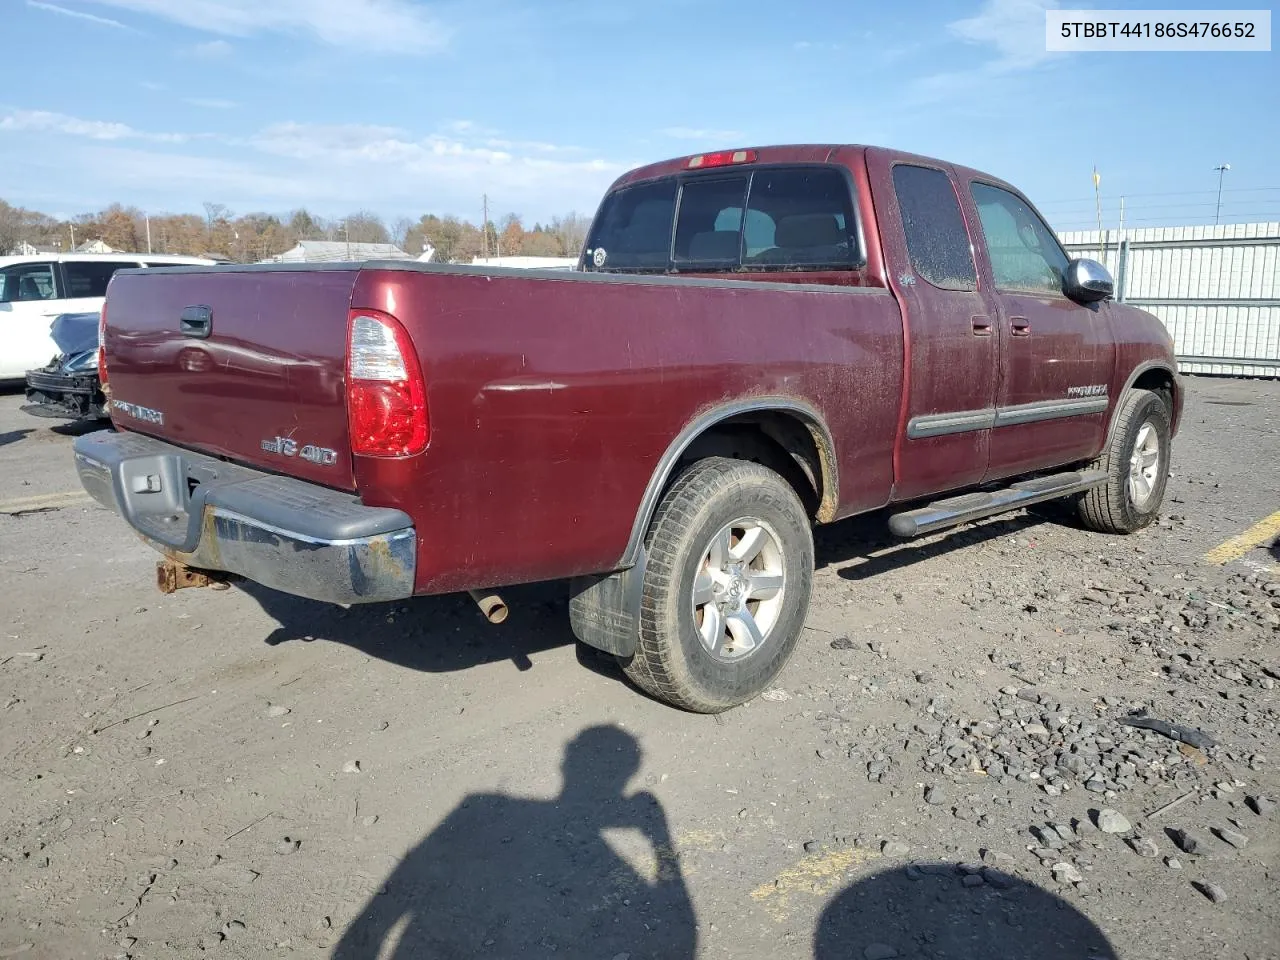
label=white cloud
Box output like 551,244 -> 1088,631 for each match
26,0 -> 128,29
185,97 -> 237,109
948,0 -> 1061,69
191,39 -> 233,59
0,109 -> 189,143
660,127 -> 745,142
908,0 -> 1067,103
83,0 -> 448,55
1,109 -> 625,219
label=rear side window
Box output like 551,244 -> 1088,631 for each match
585,165 -> 861,273
891,164 -> 977,291
743,168 -> 857,268
584,179 -> 677,272
0,262 -> 59,303
63,261 -> 140,298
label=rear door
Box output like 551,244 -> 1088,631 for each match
866,154 -> 1001,502
104,267 -> 360,490
962,181 -> 1115,479
0,260 -> 63,378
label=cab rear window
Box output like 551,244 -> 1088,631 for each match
584,166 -> 860,274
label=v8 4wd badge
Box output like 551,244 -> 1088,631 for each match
261,436 -> 338,466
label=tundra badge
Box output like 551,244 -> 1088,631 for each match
261,436 -> 338,466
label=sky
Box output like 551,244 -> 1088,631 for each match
1,0 -> 1276,230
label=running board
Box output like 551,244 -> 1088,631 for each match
888,469 -> 1108,538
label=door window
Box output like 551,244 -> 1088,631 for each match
970,183 -> 1069,296
63,260 -> 141,298
891,165 -> 977,291
0,263 -> 59,303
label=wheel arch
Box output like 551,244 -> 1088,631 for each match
617,397 -> 838,569
1107,361 -> 1181,451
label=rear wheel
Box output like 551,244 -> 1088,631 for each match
621,457 -> 814,713
1077,389 -> 1172,533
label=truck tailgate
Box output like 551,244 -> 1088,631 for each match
103,267 -> 358,491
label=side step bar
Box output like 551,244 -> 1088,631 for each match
888,469 -> 1108,538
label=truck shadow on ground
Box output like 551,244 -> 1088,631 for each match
330,724 -> 698,959
815,863 -> 1117,959
245,507 -> 1066,679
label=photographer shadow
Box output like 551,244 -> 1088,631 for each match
332,725 -> 697,959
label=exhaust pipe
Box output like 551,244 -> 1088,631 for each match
468,589 -> 509,624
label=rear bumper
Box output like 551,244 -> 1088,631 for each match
73,430 -> 415,605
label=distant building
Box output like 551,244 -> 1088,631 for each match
9,241 -> 61,255
75,239 -> 117,254
470,256 -> 579,270
263,241 -> 412,263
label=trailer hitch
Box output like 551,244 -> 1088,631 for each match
156,558 -> 237,594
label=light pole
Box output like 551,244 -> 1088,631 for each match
1214,163 -> 1231,225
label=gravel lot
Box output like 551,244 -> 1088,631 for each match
0,376 -> 1276,960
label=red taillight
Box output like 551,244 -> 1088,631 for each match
97,304 -> 109,389
687,149 -> 757,169
346,309 -> 428,457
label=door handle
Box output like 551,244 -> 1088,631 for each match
180,304 -> 212,339
1010,318 -> 1032,337
971,315 -> 993,337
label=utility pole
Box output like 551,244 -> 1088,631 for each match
145,214 -> 152,254
482,193 -> 489,259
70,222 -> 76,250
1214,163 -> 1231,225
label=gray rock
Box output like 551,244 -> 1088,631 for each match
983,868 -> 1016,889
1170,829 -> 1203,855
1195,881 -> 1228,904
1085,779 -> 1107,794
361,815 -> 379,827
275,838 -> 301,856
1095,808 -> 1132,834
881,840 -> 909,857
1051,862 -> 1083,884
1245,795 -> 1275,816
266,705 -> 290,718
864,945 -> 899,960
1128,836 -> 1159,858
342,760 -> 362,774
1165,857 -> 1182,869
1214,827 -> 1248,849
924,784 -> 948,806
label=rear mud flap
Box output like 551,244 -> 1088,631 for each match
568,546 -> 646,658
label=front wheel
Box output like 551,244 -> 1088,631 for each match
622,457 -> 814,713
1077,388 -> 1172,534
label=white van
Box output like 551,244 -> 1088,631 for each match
0,253 -> 215,381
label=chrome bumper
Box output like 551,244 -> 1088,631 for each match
73,430 -> 415,605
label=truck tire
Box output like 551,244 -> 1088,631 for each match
1077,389 -> 1171,534
622,457 -> 814,713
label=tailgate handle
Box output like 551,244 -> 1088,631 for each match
180,305 -> 212,339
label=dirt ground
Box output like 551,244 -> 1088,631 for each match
0,376 -> 1276,960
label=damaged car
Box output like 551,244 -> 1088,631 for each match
22,311 -> 107,422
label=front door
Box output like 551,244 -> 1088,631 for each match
0,260 -> 62,379
867,154 -> 1001,502
963,181 -> 1116,480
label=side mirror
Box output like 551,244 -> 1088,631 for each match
1064,258 -> 1114,303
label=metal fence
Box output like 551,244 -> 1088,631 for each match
1058,222 -> 1280,378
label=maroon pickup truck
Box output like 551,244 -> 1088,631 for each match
74,144 -> 1182,712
